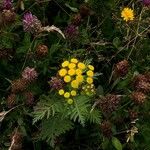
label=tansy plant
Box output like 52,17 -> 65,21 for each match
58,58 -> 95,104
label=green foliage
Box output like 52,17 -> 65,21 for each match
112,137 -> 122,150
0,0 -> 150,149
33,94 -> 64,124
69,95 -> 90,126
40,116 -> 73,147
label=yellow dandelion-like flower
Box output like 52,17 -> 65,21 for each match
76,69 -> 82,75
67,98 -> 73,104
58,89 -> 64,95
78,62 -> 86,70
71,58 -> 78,63
86,70 -> 94,77
71,80 -> 79,88
64,75 -> 71,83
68,63 -> 76,69
68,69 -> 76,76
64,92 -> 70,98
88,65 -> 94,71
86,77 -> 93,84
59,68 -> 67,77
76,75 -> 84,83
71,90 -> 77,96
121,7 -> 134,22
62,61 -> 69,67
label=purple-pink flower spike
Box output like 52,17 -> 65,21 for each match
22,67 -> 38,82
23,12 -> 42,33
3,0 -> 12,10
142,0 -> 150,6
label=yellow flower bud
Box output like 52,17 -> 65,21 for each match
59,68 -> 67,77
76,75 -> 84,83
75,69 -> 82,75
58,89 -> 64,95
88,65 -> 94,71
64,92 -> 70,98
62,61 -> 69,67
68,69 -> 76,76
71,90 -> 77,96
78,62 -> 86,70
71,58 -> 78,63
86,77 -> 93,84
86,70 -> 94,77
67,99 -> 73,104
64,75 -> 71,83
68,63 -> 76,69
71,80 -> 79,89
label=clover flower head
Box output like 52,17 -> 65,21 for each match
121,7 -> 134,22
64,24 -> 79,41
142,0 -> 150,6
49,77 -> 64,90
23,12 -> 42,33
22,67 -> 38,82
3,0 -> 12,10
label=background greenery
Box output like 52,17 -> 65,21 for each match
0,0 -> 150,150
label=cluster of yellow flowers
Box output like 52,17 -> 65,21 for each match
121,7 -> 134,22
58,58 -> 95,104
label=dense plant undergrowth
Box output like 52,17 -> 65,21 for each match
0,0 -> 150,150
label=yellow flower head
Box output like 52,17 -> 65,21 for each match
78,62 -> 86,70
71,90 -> 77,96
64,92 -> 70,98
76,69 -> 82,75
86,70 -> 94,77
59,68 -> 67,77
88,65 -> 94,71
67,98 -> 73,104
76,75 -> 84,83
64,75 -> 71,83
121,7 -> 134,22
68,63 -> 76,69
68,69 -> 76,76
86,77 -> 93,84
71,58 -> 78,63
62,61 -> 69,67
59,89 -> 64,95
71,80 -> 79,88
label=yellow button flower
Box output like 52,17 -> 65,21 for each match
64,75 -> 71,83
68,63 -> 76,69
68,69 -> 76,76
59,68 -> 67,77
58,89 -> 64,95
71,80 -> 79,88
71,90 -> 77,96
86,70 -> 94,77
76,69 -> 82,75
76,75 -> 84,83
62,61 -> 69,67
71,58 -> 78,63
88,65 -> 94,71
67,99 -> 73,104
86,77 -> 93,84
78,62 -> 86,70
121,7 -> 134,22
64,92 -> 70,98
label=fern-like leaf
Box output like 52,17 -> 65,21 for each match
33,94 -> 63,124
40,115 -> 73,147
86,109 -> 101,124
69,95 -> 91,126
